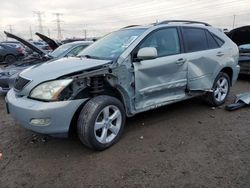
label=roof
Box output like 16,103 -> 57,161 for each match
121,20 -> 211,30
68,41 -> 94,45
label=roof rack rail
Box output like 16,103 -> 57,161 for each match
122,25 -> 141,29
156,20 -> 211,26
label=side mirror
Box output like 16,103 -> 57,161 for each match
137,47 -> 158,60
66,53 -> 75,57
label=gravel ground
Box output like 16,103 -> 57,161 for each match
0,75 -> 250,188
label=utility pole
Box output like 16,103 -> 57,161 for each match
47,28 -> 50,37
232,14 -> 236,29
84,29 -> 87,40
33,11 -> 44,34
53,13 -> 63,40
8,25 -> 13,33
29,26 -> 33,40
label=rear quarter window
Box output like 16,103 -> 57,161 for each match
205,30 -> 219,49
212,34 -> 225,47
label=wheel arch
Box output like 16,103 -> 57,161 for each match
68,85 -> 132,137
4,53 -> 17,61
219,67 -> 233,86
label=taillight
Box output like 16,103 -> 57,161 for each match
17,47 -> 24,53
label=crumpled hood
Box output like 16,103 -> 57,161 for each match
20,57 -> 112,81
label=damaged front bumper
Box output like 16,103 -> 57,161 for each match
6,89 -> 88,135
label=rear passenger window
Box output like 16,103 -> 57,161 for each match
183,28 -> 208,52
205,31 -> 219,49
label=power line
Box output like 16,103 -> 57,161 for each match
33,11 -> 44,34
53,13 -> 63,40
84,29 -> 87,40
8,25 -> 13,33
232,15 -> 236,28
47,28 -> 51,38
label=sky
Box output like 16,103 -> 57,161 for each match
0,0 -> 249,40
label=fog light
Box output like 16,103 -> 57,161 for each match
30,118 -> 50,126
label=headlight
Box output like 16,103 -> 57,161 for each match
30,79 -> 73,101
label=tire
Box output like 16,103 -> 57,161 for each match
5,55 -> 16,64
77,95 -> 126,150
204,72 -> 230,107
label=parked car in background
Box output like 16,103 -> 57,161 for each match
226,25 -> 250,74
238,44 -> 250,75
6,20 -> 240,150
0,31 -> 93,93
0,43 -> 24,64
1,41 -> 26,55
32,41 -> 51,52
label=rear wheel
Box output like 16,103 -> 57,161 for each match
77,95 -> 125,150
5,55 -> 16,64
204,72 -> 230,106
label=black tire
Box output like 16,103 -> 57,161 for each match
204,72 -> 230,107
5,55 -> 16,64
77,95 -> 126,150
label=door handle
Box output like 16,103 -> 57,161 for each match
175,58 -> 186,65
216,52 -> 224,57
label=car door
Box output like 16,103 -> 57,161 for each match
132,27 -> 187,110
182,27 -> 224,90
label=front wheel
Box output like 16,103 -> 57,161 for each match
77,95 -> 126,150
204,72 -> 230,106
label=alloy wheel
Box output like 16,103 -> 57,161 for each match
214,77 -> 229,102
94,105 -> 122,144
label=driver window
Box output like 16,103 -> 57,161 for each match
67,45 -> 88,56
139,28 -> 180,57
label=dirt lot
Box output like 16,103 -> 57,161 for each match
0,76 -> 250,188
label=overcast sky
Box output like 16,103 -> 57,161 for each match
0,0 -> 249,40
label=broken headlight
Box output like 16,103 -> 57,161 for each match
30,79 -> 73,101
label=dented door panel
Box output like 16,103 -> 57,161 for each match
133,54 -> 187,110
187,49 -> 225,90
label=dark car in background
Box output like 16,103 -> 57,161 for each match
0,43 -> 25,64
1,41 -> 26,55
238,44 -> 250,75
227,25 -> 250,75
0,31 -> 93,93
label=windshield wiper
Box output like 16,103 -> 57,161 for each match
79,55 -> 102,60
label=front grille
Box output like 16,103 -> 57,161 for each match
14,76 -> 31,91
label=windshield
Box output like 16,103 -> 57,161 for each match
78,28 -> 146,60
49,43 -> 75,57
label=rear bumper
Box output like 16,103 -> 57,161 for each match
239,61 -> 250,75
232,65 -> 240,85
6,89 -> 88,135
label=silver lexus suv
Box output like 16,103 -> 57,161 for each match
6,20 -> 240,150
